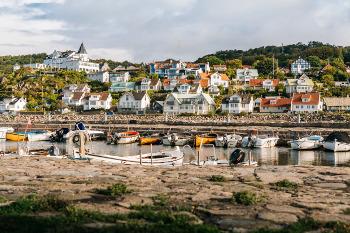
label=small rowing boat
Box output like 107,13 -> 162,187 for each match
84,147 -> 184,166
0,127 -> 14,140
6,132 -> 27,141
114,131 -> 140,144
27,131 -> 54,142
215,134 -> 242,148
290,135 -> 323,150
323,132 -> 350,152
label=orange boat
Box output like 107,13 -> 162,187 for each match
114,131 -> 140,144
195,134 -> 217,147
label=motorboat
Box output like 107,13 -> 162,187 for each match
290,135 -> 324,150
112,131 -> 140,144
0,127 -> 14,140
323,132 -> 350,152
50,122 -> 104,143
195,133 -> 217,147
139,132 -> 163,145
162,133 -> 191,146
215,134 -> 242,148
242,135 -> 279,148
83,147 -> 184,166
27,131 -> 54,142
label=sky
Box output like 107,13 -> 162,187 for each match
0,0 -> 350,62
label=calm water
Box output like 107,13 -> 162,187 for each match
1,141 -> 350,167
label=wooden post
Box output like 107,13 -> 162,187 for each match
197,151 -> 200,166
79,132 -> 85,156
140,148 -> 142,165
150,144 -> 153,165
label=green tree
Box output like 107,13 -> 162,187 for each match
253,57 -> 277,76
226,59 -> 242,69
321,74 -> 335,87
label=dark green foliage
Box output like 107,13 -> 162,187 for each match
95,183 -> 132,197
208,175 -> 226,182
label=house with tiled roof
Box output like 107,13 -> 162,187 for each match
0,97 -> 27,112
83,92 -> 112,111
118,91 -> 151,114
236,68 -> 259,83
62,84 -> 91,106
210,73 -> 229,89
150,60 -> 209,79
163,93 -> 215,115
260,97 -> 292,113
213,65 -> 227,73
249,79 -> 280,92
291,92 -> 322,113
286,74 -> 314,95
221,94 -> 254,114
323,97 -> 350,112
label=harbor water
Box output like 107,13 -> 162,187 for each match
1,141 -> 350,167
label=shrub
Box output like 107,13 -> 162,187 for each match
272,179 -> 298,191
96,183 -> 132,197
208,175 -> 226,182
0,196 -> 8,204
232,191 -> 262,206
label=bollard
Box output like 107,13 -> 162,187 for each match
79,132 -> 85,156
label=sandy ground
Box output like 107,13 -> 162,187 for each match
0,156 -> 349,232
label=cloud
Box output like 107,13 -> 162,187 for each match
0,0 -> 349,62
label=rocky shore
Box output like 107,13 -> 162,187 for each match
0,156 -> 349,232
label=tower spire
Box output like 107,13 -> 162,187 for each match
78,42 -> 87,54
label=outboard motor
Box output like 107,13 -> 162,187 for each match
229,149 -> 246,166
48,146 -> 60,157
75,122 -> 86,131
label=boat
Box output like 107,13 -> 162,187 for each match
290,135 -> 324,150
323,132 -> 350,152
83,147 -> 184,166
139,132 -> 163,145
0,127 -> 14,140
195,134 -> 217,147
215,134 -> 242,148
162,133 -> 191,146
6,132 -> 27,142
27,131 -> 54,142
242,134 -> 279,148
113,131 -> 140,144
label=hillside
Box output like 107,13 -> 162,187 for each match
196,41 -> 350,67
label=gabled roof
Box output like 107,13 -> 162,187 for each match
250,79 -> 279,87
78,43 -> 87,54
132,91 -> 147,100
260,97 -> 292,108
323,97 -> 350,107
150,78 -> 160,86
72,92 -> 85,101
292,92 -> 320,105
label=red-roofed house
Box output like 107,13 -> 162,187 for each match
291,92 -> 322,113
83,92 -> 112,111
210,73 -> 230,88
249,79 -> 279,92
260,97 -> 292,113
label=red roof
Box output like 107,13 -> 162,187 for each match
249,79 -> 279,87
260,97 -> 292,108
292,92 -> 320,105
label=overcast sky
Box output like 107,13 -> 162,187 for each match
0,0 -> 349,62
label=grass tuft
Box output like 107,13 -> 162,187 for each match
0,196 -> 8,204
271,179 -> 298,191
231,191 -> 262,206
95,183 -> 132,197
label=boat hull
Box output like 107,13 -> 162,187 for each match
27,132 -> 54,142
254,137 -> 279,148
139,137 -> 162,145
291,140 -> 321,150
323,141 -> 350,152
6,133 -> 27,142
195,135 -> 216,147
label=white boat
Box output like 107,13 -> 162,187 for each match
242,135 -> 279,148
113,131 -> 140,144
323,132 -> 350,152
0,127 -> 14,140
215,134 -> 242,148
27,131 -> 54,142
290,135 -> 324,150
84,147 -> 184,166
162,133 -> 191,146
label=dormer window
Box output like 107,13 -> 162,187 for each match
302,97 -> 310,102
270,99 -> 277,105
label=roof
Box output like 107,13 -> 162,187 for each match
132,91 -> 147,100
323,97 -> 350,107
249,79 -> 279,87
72,92 -> 85,101
287,75 -> 314,86
222,94 -> 252,104
260,97 -> 292,108
219,74 -> 230,81
150,78 -> 160,86
199,73 -> 210,79
199,79 -> 209,88
292,92 -> 320,105
77,43 -> 87,54
236,68 -> 259,77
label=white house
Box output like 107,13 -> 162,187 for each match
44,43 -> 99,73
210,73 -> 229,88
291,92 -> 323,113
163,93 -> 215,115
286,74 -> 314,95
0,97 -> 27,112
109,72 -> 130,83
163,79 -> 179,91
291,58 -> 311,75
87,71 -> 110,83
260,97 -> 292,113
221,94 -> 254,114
323,97 -> 350,112
83,93 -> 112,111
236,68 -> 259,83
62,84 -> 91,106
249,79 -> 280,92
118,91 -> 151,114
23,63 -> 47,70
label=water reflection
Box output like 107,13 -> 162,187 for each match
0,141 -> 349,167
